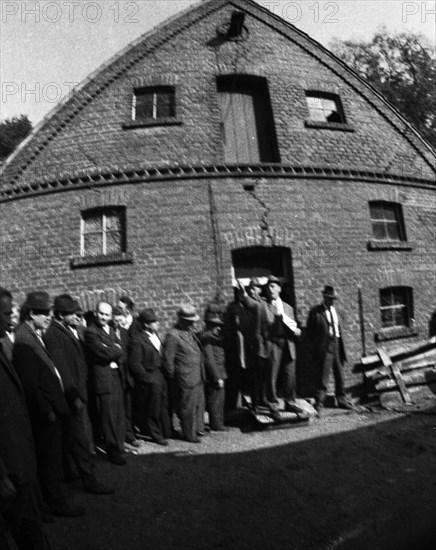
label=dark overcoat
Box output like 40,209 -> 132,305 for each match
0,347 -> 37,485
44,320 -> 88,406
306,304 -> 347,363
128,330 -> 164,385
13,323 -> 70,420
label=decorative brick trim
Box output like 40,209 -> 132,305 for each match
1,164 -> 435,203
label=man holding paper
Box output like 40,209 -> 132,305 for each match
239,275 -> 303,420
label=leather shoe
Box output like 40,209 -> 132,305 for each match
125,437 -> 141,448
270,410 -> 282,421
337,399 -> 355,410
197,431 -> 207,437
284,402 -> 305,415
49,500 -> 85,517
153,438 -> 169,447
185,437 -> 201,443
83,479 -> 115,495
107,453 -> 127,466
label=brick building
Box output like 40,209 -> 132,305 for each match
1,0 -> 435,393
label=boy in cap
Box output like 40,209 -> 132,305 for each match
201,312 -> 227,431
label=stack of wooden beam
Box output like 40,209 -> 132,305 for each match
361,337 -> 436,407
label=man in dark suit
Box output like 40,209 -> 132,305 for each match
112,307 -> 141,449
44,294 -> 114,494
84,301 -> 126,465
0,287 -> 49,550
163,305 -> 205,443
128,309 -> 171,446
13,291 -> 84,518
306,285 -> 354,415
239,276 -> 303,420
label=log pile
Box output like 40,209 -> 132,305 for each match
361,337 -> 436,407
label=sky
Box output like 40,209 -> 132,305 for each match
1,0 -> 435,125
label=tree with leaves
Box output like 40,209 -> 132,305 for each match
0,115 -> 33,161
330,29 -> 436,149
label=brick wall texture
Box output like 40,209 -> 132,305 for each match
1,0 -> 435,394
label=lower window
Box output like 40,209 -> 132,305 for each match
379,287 -> 413,328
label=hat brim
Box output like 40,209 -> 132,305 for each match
179,314 -> 200,322
322,292 -> 338,299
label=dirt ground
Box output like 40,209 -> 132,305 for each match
47,401 -> 436,550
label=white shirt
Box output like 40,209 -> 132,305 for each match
69,326 -> 79,340
272,297 -> 299,334
325,306 -> 340,338
146,330 -> 161,352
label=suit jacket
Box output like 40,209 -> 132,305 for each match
0,346 -> 37,485
114,325 -> 133,389
128,330 -> 164,385
243,296 -> 299,360
0,333 -> 13,362
200,330 -> 227,383
84,323 -> 123,395
44,320 -> 88,406
163,327 -> 205,389
306,303 -> 347,363
13,323 -> 70,421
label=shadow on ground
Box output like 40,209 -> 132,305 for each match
48,411 -> 436,550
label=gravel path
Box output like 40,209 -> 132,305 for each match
47,404 -> 436,550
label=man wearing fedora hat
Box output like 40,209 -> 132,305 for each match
13,291 -> 84,517
307,285 -> 354,414
128,308 -> 171,446
0,287 -> 50,549
238,276 -> 303,420
163,305 -> 205,443
201,312 -> 227,431
44,294 -> 114,495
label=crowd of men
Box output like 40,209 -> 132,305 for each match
0,276 -> 354,549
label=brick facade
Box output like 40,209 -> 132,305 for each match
1,0 -> 435,394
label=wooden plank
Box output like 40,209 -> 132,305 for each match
375,367 -> 436,391
366,354 -> 436,380
377,347 -> 411,404
361,336 -> 436,369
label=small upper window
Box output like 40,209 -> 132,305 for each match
305,92 -> 345,123
133,86 -> 175,121
81,208 -> 126,257
379,287 -> 413,329
369,202 -> 406,241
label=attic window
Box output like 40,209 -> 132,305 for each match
306,92 -> 344,123
304,92 -> 353,131
133,86 -> 175,121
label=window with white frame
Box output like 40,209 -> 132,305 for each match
133,86 -> 175,121
305,92 -> 345,123
369,201 -> 406,241
379,287 -> 413,328
81,208 -> 126,257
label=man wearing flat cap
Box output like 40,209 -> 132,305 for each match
163,305 -> 205,443
13,291 -> 84,517
238,276 -> 302,420
44,294 -> 113,494
128,309 -> 171,446
307,285 -> 354,414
